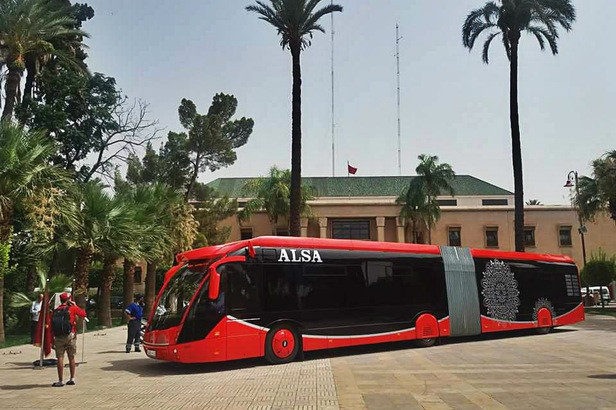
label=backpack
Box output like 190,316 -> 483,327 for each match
51,306 -> 72,336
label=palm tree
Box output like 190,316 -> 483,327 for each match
576,151 -> 616,224
396,180 -> 438,244
462,0 -> 575,252
526,199 -> 542,205
414,154 -> 455,244
0,0 -> 89,120
0,122 -> 66,342
246,0 -> 342,236
238,166 -> 315,233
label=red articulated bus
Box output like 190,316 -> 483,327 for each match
143,236 -> 584,364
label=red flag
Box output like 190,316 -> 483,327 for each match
347,164 -> 357,175
34,293 -> 53,357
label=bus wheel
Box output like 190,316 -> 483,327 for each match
414,338 -> 436,348
265,325 -> 300,365
536,326 -> 552,335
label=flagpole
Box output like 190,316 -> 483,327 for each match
347,161 -> 350,199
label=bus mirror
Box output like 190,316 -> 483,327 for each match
208,267 -> 221,300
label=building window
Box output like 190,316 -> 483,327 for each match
331,220 -> 370,240
448,227 -> 461,247
240,228 -> 253,240
436,199 -> 457,206
482,199 -> 508,206
559,226 -> 572,247
485,227 -> 499,248
524,227 -> 536,247
276,228 -> 289,236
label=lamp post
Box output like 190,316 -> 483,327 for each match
565,170 -> 591,304
564,171 -> 587,266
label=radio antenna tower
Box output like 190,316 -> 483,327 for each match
331,0 -> 335,176
396,24 -> 402,176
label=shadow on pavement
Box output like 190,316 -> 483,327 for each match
0,384 -> 51,390
588,374 -> 616,380
100,357 -> 265,377
99,328 -> 578,376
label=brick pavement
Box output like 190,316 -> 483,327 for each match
0,314 -> 615,409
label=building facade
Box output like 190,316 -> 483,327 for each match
208,175 -> 616,269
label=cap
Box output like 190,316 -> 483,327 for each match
60,292 -> 70,303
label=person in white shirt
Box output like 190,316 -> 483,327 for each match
30,294 -> 43,344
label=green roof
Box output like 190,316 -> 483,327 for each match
207,175 -> 513,198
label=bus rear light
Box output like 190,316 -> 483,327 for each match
214,331 -> 220,337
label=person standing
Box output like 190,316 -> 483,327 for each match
124,295 -> 144,353
30,293 -> 43,344
51,293 -> 86,387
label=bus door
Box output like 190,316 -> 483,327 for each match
224,262 -> 264,360
440,246 -> 481,336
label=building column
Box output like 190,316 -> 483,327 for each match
300,218 -> 308,237
396,217 -> 405,243
376,217 -> 386,242
318,217 -> 328,238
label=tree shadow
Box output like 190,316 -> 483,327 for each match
0,384 -> 50,390
588,374 -> 616,380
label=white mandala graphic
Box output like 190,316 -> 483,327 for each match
481,259 -> 520,321
532,298 -> 556,321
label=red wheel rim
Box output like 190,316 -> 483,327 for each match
272,329 -> 295,359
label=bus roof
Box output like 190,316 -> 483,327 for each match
176,236 -> 575,265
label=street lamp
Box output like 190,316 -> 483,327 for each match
564,170 -> 587,266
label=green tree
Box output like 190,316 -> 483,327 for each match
576,151 -> 616,224
246,0 -> 342,236
238,167 -> 314,234
0,122 -> 67,342
396,180 -> 439,244
176,95 -> 254,200
19,67 -> 158,182
192,183 -> 237,247
0,0 -> 89,120
463,0 -> 575,252
414,154 -> 455,244
526,199 -> 542,205
581,250 -> 616,308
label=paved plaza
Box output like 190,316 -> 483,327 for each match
1,313 -> 615,409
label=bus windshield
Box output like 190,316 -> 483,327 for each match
150,263 -> 210,331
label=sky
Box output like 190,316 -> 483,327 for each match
84,0 -> 615,205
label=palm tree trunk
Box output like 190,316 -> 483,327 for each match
289,44 -> 302,236
97,255 -> 116,328
122,259 -> 136,324
509,38 -> 525,252
144,261 -> 157,318
22,55 -> 37,107
0,239 -> 10,344
74,247 -> 93,309
1,67 -> 22,121
25,264 -> 37,293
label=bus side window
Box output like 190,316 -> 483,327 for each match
298,265 -> 346,310
366,261 -> 394,306
263,264 -> 300,312
227,264 -> 261,314
347,264 -> 368,308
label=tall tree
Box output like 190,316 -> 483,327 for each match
0,122 -> 67,342
246,0 -> 342,236
19,67 -> 159,181
0,0 -> 89,120
414,154 -> 455,244
191,183 -> 237,247
396,180 -> 439,244
238,166 -> 314,234
175,95 -> 253,200
463,0 -> 575,251
576,151 -> 616,224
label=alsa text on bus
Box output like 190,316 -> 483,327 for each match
278,249 -> 323,263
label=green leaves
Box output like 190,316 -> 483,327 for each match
462,0 -> 576,62
246,0 -> 342,51
577,151 -> 616,224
